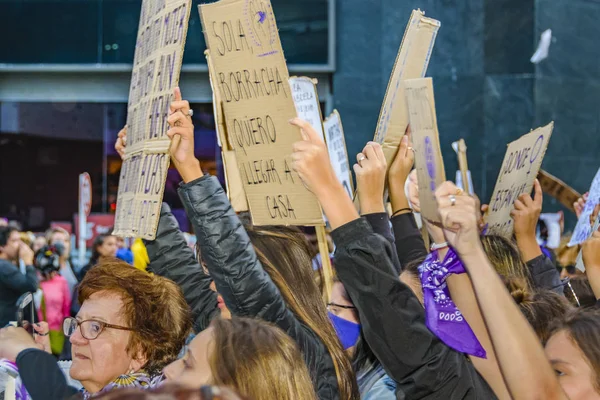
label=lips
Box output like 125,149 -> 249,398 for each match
217,295 -> 226,309
74,352 -> 89,360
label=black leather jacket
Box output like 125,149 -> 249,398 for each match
146,175 -> 340,400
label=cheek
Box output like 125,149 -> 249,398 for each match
560,374 -> 599,400
90,339 -> 132,378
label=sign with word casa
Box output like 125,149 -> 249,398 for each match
289,76 -> 326,141
206,50 -> 249,212
404,78 -> 446,223
569,167 -> 600,246
323,110 -> 354,198
113,0 -> 192,240
199,0 -> 323,226
374,10 -> 440,168
485,123 -> 554,237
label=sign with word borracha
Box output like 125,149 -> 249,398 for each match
113,0 -> 192,240
199,0 -> 323,226
289,76 -> 326,141
569,167 -> 600,246
404,78 -> 446,223
324,110 -> 354,199
486,123 -> 554,237
374,10 -> 440,168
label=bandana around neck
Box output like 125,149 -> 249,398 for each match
418,248 -> 487,358
82,372 -> 164,399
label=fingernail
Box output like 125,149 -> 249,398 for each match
402,136 -> 408,143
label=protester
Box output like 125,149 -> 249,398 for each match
46,227 -> 79,295
0,259 -> 192,399
79,233 -> 118,280
32,235 -> 47,253
34,245 -> 71,356
116,237 -> 134,265
0,226 -> 37,327
164,317 -> 318,400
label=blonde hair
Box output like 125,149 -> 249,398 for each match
209,317 -> 317,400
481,235 -> 533,290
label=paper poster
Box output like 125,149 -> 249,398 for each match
485,123 -> 554,237
323,110 -> 354,198
374,10 -> 440,167
404,78 -> 446,223
113,0 -> 192,240
538,213 -> 562,249
199,0 -> 323,226
569,167 -> 600,246
537,169 -> 581,213
289,76 -> 326,141
206,49 -> 249,212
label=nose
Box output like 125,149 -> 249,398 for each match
69,324 -> 88,346
560,269 -> 569,280
162,360 -> 180,381
209,280 -> 217,293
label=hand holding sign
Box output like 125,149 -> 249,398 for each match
435,181 -> 480,258
167,88 -> 202,183
115,126 -> 127,160
388,133 -> 415,214
290,118 -> 337,196
574,192 -> 589,219
355,142 -> 387,215
511,179 -> 543,262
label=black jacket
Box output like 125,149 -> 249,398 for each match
0,259 -> 38,327
16,348 -> 79,399
332,218 -> 496,399
150,175 -> 340,400
526,255 -> 563,295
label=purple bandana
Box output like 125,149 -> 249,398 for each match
418,248 -> 487,358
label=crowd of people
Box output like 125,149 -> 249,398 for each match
0,88 -> 600,400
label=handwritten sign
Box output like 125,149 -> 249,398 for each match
374,10 -> 440,168
206,49 -> 249,212
113,0 -> 192,240
289,76 -> 326,141
404,78 -> 446,223
485,123 -> 554,237
199,0 -> 323,226
323,110 -> 353,198
569,167 -> 600,246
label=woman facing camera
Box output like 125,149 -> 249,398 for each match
0,259 -> 192,399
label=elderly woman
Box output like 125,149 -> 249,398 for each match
0,259 -> 192,399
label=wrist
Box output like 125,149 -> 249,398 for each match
516,233 -> 543,262
360,198 -> 385,215
455,241 -> 486,262
178,159 -> 203,183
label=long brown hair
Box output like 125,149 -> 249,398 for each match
481,235 -> 533,289
245,223 -> 359,400
209,317 -> 317,400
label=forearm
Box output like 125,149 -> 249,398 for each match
316,181 -> 360,230
462,246 -> 563,399
389,179 -> 410,213
586,266 -> 600,300
516,234 -> 543,263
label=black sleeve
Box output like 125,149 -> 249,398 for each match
144,203 -> 219,333
0,264 -> 38,293
526,255 -> 563,295
363,213 -> 401,274
332,218 -> 495,399
391,212 -> 427,270
16,348 -> 80,400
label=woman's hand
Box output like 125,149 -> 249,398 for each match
33,322 -> 51,354
434,181 -> 481,258
290,118 -> 339,196
574,192 -> 589,219
115,126 -> 127,160
167,87 -> 202,183
407,170 -> 421,212
511,179 -> 543,262
0,326 -> 42,362
354,142 -> 387,215
388,131 -> 415,213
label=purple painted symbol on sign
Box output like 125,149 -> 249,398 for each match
425,136 -> 436,191
257,11 -> 266,23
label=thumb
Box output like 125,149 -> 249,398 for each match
174,87 -> 182,102
290,118 -> 320,143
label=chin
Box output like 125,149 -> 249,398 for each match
70,360 -> 89,380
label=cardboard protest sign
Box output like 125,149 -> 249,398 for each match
537,169 -> 581,213
404,78 -> 446,223
374,10 -> 440,167
485,123 -> 554,237
113,0 -> 192,240
206,50 -> 249,212
323,110 -> 354,198
289,76 -> 326,141
199,0 -> 323,226
569,167 -> 600,246
575,214 -> 600,272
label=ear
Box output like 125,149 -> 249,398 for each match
128,348 -> 148,373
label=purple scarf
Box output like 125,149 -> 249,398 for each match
418,248 -> 487,358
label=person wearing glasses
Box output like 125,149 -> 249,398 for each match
0,259 -> 192,399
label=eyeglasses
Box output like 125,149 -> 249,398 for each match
63,317 -> 134,340
327,303 -> 356,314
556,264 -> 577,275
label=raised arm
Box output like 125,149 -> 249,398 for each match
144,203 -> 219,333
435,181 -> 566,400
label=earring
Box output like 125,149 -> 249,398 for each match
128,369 -> 135,375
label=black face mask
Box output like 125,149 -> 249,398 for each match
52,241 -> 65,257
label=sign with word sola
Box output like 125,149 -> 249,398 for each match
324,110 -> 354,199
113,0 -> 192,240
404,78 -> 446,223
199,0 -> 323,225
485,123 -> 554,237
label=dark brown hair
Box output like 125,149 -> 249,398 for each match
565,275 -> 597,308
209,317 -> 316,400
505,277 -> 573,342
79,259 -> 192,375
244,224 -> 359,400
546,308 -> 600,391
